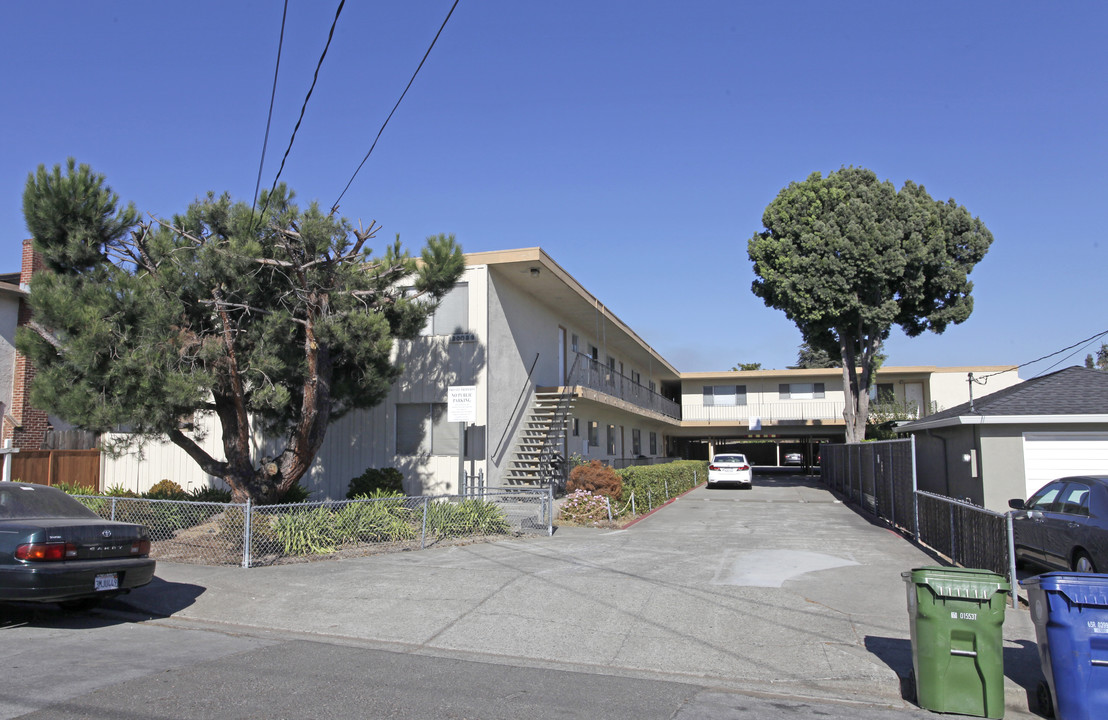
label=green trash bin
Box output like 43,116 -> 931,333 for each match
902,566 -> 1010,718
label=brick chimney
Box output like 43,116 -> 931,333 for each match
5,239 -> 49,448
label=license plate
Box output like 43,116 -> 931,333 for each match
94,573 -> 119,592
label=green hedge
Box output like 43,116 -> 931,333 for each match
615,460 -> 708,513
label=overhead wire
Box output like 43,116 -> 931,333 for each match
251,0 -> 290,218
255,0 -> 347,227
972,328 -> 1108,384
330,0 -> 460,215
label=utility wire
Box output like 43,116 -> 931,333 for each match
972,328 -> 1108,383
256,0 -> 346,226
330,0 -> 459,215
252,0 -> 290,216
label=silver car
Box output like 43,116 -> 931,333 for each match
707,454 -> 752,489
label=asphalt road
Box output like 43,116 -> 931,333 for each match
1,473 -> 1046,719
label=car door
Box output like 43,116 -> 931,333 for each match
1014,481 -> 1065,567
1040,482 -> 1092,571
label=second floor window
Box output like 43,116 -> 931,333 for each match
422,282 -> 469,336
779,383 -> 825,400
703,385 -> 746,406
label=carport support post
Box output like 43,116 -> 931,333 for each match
0,439 -> 18,482
1007,512 -> 1018,608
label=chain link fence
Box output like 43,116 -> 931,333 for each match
76,489 -> 552,568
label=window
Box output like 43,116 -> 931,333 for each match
608,356 -> 616,371
422,283 -> 469,336
631,370 -> 641,385
396,403 -> 460,455
606,424 -> 616,455
779,383 -> 825,400
588,421 -> 599,447
590,346 -> 599,360
1059,483 -> 1091,516
649,431 -> 657,455
869,383 -> 895,403
571,334 -> 579,354
704,385 -> 747,406
632,429 -> 641,455
572,418 -> 580,437
1027,482 -> 1064,512
649,380 -> 656,393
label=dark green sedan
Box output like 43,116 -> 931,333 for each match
0,482 -> 155,609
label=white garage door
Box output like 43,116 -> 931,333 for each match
1022,432 -> 1108,498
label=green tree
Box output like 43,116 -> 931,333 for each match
748,167 -> 992,442
793,342 -> 840,369
1085,343 -> 1108,371
731,362 -> 762,371
20,160 -> 465,503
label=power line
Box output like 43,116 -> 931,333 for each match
973,328 -> 1108,383
256,0 -> 346,225
330,0 -> 460,215
252,0 -> 290,214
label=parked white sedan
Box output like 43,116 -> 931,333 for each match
707,454 -> 752,489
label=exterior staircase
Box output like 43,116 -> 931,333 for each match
504,389 -> 575,489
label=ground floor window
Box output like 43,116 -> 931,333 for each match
649,431 -> 657,455
396,403 -> 460,455
632,428 -> 641,455
606,424 -> 617,455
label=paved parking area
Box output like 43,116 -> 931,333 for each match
106,473 -> 1042,716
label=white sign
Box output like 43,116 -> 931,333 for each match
448,385 -> 477,423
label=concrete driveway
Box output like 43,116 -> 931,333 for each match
110,473 -> 1043,717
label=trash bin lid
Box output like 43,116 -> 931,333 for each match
1020,572 -> 1108,607
905,566 -> 1010,599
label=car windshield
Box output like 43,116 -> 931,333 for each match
0,484 -> 100,520
715,455 -> 746,464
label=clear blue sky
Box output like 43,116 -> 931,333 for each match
2,2 -> 1105,377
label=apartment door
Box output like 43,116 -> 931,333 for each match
558,327 -> 567,384
904,383 -> 925,417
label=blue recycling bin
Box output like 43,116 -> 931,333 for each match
1022,573 -> 1108,720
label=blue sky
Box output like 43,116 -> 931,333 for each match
2,2 -> 1105,377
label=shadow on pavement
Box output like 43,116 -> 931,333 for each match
863,636 -> 915,702
0,575 -> 205,628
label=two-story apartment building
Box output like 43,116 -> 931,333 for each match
99,247 -> 1020,497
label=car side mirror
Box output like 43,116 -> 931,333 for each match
1008,499 -> 1026,510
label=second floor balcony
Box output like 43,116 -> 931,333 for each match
566,355 -> 681,420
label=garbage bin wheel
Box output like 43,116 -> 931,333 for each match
1073,551 -> 1097,574
1036,680 -> 1054,718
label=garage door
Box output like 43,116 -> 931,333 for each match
1022,432 -> 1108,498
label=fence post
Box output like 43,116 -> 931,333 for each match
110,497 -> 117,521
421,497 -> 429,549
665,480 -> 669,499
648,490 -> 653,511
548,483 -> 554,536
1007,511 -> 1018,608
949,504 -> 957,565
631,492 -> 636,516
242,500 -> 252,569
911,434 -> 920,542
605,496 -> 612,521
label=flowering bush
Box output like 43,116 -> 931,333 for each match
557,489 -> 611,525
567,460 -> 622,499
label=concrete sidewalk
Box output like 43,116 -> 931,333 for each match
109,477 -> 1045,718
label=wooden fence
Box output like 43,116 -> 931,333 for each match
10,449 -> 101,490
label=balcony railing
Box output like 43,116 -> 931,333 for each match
566,354 -> 681,419
682,400 -> 845,423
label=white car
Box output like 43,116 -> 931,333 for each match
707,454 -> 752,489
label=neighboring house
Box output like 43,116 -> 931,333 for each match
895,366 -> 1108,513
74,246 -> 1018,497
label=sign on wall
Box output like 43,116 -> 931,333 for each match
448,385 -> 477,423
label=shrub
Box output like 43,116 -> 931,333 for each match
53,481 -> 98,495
105,484 -> 140,498
269,507 -> 339,555
616,460 -> 709,508
557,489 -> 610,525
276,483 -> 312,504
187,486 -> 233,503
334,498 -> 417,543
567,460 -> 622,500
346,467 -> 405,499
145,479 -> 188,500
426,499 -> 510,536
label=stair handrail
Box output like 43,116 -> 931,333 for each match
493,353 -> 541,459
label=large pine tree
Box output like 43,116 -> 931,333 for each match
20,159 -> 465,502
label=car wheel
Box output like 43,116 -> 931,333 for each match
59,597 -> 103,612
1073,551 -> 1097,574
